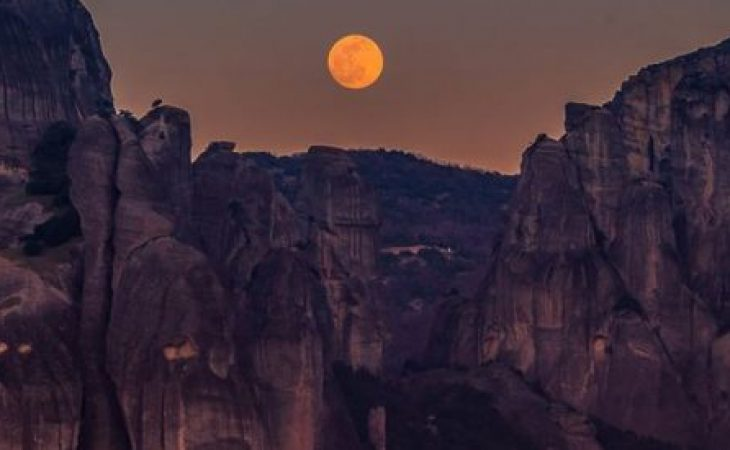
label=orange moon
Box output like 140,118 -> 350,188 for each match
327,35 -> 384,90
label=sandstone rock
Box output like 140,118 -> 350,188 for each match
0,193 -> 54,249
68,116 -> 130,449
192,143 -> 301,291
431,37 -> 730,448
396,365 -> 605,450
0,0 -> 112,171
242,250 -> 331,450
111,108 -> 192,288
0,249 -> 82,450
0,1 -> 390,448
107,237 -> 265,450
68,112 -> 270,450
298,146 -> 384,374
368,406 -> 387,450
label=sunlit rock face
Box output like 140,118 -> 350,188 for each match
430,37 -> 730,448
0,0 -> 112,174
299,146 -> 385,374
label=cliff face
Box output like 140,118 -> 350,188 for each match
0,9 -> 385,441
67,108 -> 265,450
298,147 -> 385,374
431,37 -> 730,448
5,1 -> 730,449
0,103 -> 381,449
0,0 -> 112,173
241,150 -> 517,375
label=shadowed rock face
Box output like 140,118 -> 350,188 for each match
4,1 -> 730,448
430,37 -> 730,448
189,144 -> 383,449
0,0 -> 112,173
243,250 -> 331,450
0,251 -> 83,450
192,144 -> 385,376
67,109 -> 270,450
298,146 -> 385,374
192,142 -> 301,292
62,112 -> 382,450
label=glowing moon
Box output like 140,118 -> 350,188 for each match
328,34 -> 384,90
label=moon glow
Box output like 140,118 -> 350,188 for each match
328,35 -> 384,90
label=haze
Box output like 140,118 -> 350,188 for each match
85,0 -> 730,173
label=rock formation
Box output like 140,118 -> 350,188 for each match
192,141 -> 301,292
191,143 -> 384,449
3,0 -> 730,449
0,248 -> 83,450
67,108 -> 269,450
430,37 -> 730,448
65,108 -> 383,450
298,147 -> 385,374
0,0 -> 112,174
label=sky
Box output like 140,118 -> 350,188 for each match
85,0 -> 730,173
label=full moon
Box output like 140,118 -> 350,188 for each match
328,34 -> 384,90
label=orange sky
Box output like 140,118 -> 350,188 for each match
85,0 -> 730,173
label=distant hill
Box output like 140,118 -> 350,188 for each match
243,148 -> 517,254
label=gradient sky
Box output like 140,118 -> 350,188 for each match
85,0 -> 730,173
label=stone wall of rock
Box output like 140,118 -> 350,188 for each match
430,37 -> 730,448
0,0 -> 112,174
192,142 -> 301,293
298,146 -> 385,374
16,107 -> 379,450
67,109 -> 270,450
0,251 -> 83,450
190,143 -> 383,449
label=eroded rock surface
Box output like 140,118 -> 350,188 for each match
430,37 -> 730,448
192,142 -> 301,291
299,147 -> 385,374
67,110 -> 271,450
243,250 -> 330,450
4,1 -> 730,448
0,246 -> 82,450
0,0 -> 112,173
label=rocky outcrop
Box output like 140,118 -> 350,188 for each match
11,1 -> 730,448
62,108 -> 386,450
67,109 -> 272,450
108,237 -> 263,450
192,142 -> 301,292
0,243 -> 83,450
396,365 -> 604,450
0,10 -> 113,430
242,250 -> 330,450
191,144 -> 384,449
68,116 -> 129,450
299,146 -> 385,374
0,0 -> 112,174
192,144 -> 385,375
430,37 -> 730,448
